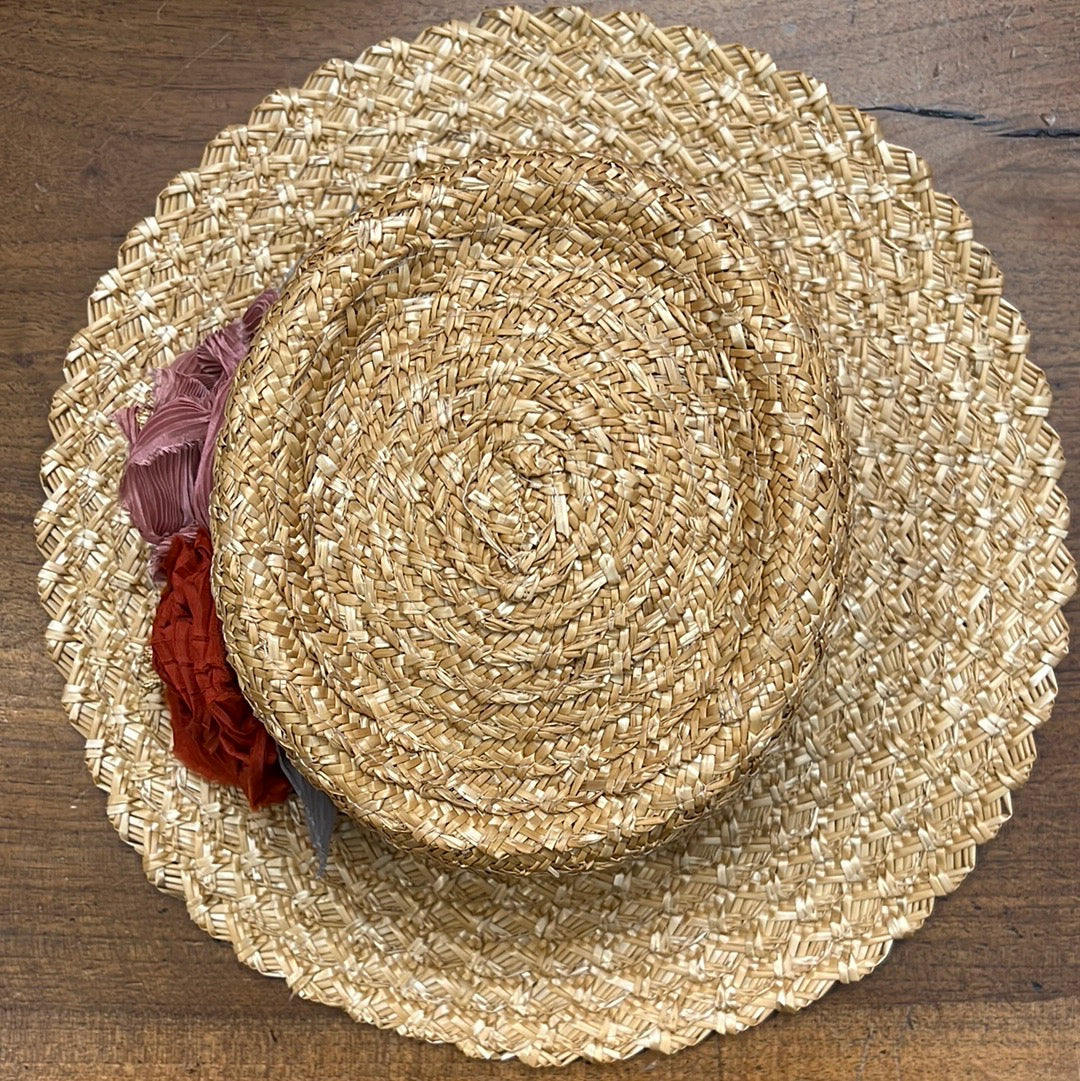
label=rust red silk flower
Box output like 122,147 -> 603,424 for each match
151,529 -> 292,807
114,290 -> 278,577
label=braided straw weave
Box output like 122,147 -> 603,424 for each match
212,151 -> 849,874
36,5 -> 1074,1065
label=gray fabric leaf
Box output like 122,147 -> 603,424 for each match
279,751 -> 338,877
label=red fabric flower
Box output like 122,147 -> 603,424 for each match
151,529 -> 291,807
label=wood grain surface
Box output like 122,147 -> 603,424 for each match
2,2 -> 1078,1078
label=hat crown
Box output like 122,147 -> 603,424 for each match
212,152 -> 850,874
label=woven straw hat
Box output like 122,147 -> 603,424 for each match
37,5 -> 1074,1066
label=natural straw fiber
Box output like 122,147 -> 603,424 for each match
36,5 -> 1074,1065
212,152 -> 849,874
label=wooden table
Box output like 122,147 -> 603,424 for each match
2,2 -> 1077,1078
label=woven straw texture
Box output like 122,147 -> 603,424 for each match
212,151 -> 850,875
36,5 -> 1073,1066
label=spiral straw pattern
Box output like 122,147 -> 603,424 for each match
212,152 -> 849,873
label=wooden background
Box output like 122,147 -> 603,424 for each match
2,2 -> 1077,1078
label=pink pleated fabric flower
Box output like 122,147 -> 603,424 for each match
113,290 -> 277,576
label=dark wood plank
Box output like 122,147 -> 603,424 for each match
2,2 -> 1077,1078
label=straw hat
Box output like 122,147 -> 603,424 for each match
36,5 -> 1074,1066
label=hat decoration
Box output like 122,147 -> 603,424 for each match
113,291 -> 338,856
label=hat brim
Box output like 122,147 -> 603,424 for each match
35,5 -> 1074,1066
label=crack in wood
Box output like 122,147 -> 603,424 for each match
998,128 -> 1080,138
863,103 -> 994,124
862,104 -> 1079,139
